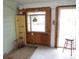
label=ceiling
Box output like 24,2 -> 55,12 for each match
16,0 -> 55,5
16,0 -> 76,7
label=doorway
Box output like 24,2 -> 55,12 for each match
55,5 -> 76,48
55,5 -> 76,56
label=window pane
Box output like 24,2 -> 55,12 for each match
31,15 -> 45,32
27,12 -> 46,32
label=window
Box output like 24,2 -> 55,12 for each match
27,11 -> 46,32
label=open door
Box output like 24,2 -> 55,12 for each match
16,15 -> 26,45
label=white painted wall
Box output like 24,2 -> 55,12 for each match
19,0 -> 76,47
3,0 -> 17,54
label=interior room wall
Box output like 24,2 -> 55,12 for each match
3,0 -> 17,54
19,0 -> 76,47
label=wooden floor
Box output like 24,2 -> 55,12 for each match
7,46 -> 77,59
7,47 -> 36,59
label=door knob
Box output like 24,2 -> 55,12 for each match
32,33 -> 34,35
